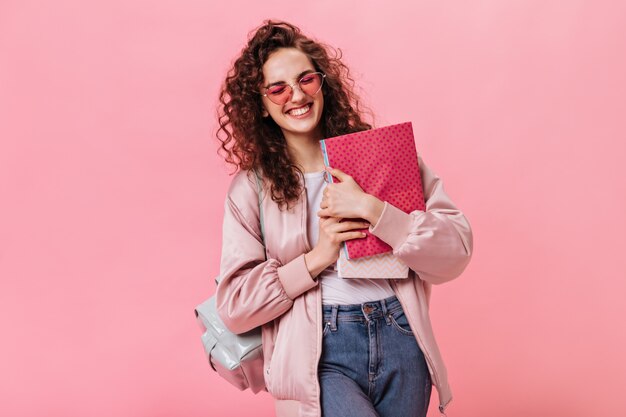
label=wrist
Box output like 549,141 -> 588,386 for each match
304,248 -> 330,280
362,194 -> 386,227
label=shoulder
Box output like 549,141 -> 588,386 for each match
225,168 -> 264,225
227,169 -> 257,198
417,154 -> 441,184
417,154 -> 449,205
417,154 -> 432,177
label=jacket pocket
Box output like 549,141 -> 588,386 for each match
264,299 -> 316,402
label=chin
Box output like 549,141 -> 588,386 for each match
280,116 -> 322,135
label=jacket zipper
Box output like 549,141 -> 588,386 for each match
301,180 -> 325,416
390,280 -> 450,415
314,280 -> 323,415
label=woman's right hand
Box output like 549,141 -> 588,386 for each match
304,217 -> 370,278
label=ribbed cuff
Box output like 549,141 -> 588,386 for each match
276,253 -> 318,300
368,201 -> 417,249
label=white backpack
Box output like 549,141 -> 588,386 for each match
194,170 -> 266,393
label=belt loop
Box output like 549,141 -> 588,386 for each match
330,305 -> 338,331
380,298 -> 391,325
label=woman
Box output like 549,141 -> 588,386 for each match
215,20 -> 473,417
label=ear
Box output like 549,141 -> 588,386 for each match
262,107 -> 269,117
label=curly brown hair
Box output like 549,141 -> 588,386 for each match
216,19 -> 373,211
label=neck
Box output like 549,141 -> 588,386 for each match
284,128 -> 326,173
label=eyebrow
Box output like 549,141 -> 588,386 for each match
264,69 -> 316,88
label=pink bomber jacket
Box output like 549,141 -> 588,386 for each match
216,155 -> 473,416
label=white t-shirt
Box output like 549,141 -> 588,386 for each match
303,171 -> 396,305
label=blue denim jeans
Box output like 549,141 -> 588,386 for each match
318,295 -> 432,417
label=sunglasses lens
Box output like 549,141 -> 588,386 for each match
266,85 -> 290,105
299,73 -> 323,96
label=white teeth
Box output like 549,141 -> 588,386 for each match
288,104 -> 311,116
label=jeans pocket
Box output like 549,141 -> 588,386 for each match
389,309 -> 414,336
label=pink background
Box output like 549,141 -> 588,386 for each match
1,1 -> 625,416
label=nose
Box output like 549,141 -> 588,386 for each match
289,83 -> 307,102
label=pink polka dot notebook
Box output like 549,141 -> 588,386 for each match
320,121 -> 425,264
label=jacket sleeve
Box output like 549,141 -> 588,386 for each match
368,155 -> 473,285
215,171 -> 318,334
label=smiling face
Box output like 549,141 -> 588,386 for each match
260,47 -> 325,143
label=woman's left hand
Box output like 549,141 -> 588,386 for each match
317,167 -> 383,223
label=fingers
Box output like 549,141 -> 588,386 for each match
335,220 -> 369,231
336,230 -> 368,242
323,219 -> 369,235
318,216 -> 341,224
324,166 -> 352,182
318,217 -> 368,247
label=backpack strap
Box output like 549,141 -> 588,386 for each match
253,169 -> 267,260
214,169 -> 267,287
